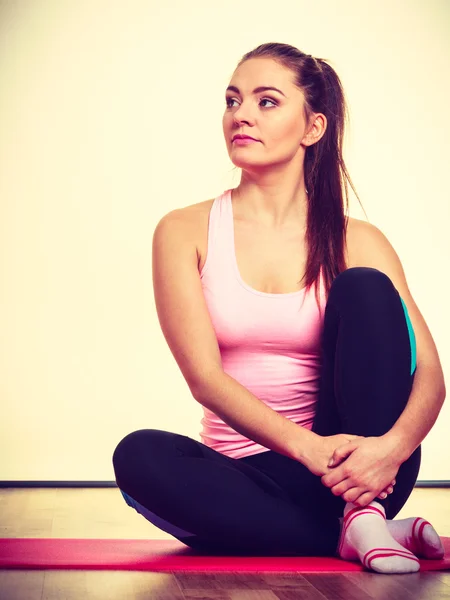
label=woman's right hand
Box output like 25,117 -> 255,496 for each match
302,433 -> 364,477
302,433 -> 396,499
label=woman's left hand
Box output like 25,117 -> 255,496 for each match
320,436 -> 403,507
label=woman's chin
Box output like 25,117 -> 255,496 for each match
230,158 -> 268,170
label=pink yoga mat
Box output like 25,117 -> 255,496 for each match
0,538 -> 449,572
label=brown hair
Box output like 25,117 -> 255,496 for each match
232,42 -> 369,318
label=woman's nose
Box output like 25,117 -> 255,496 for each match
233,110 -> 252,126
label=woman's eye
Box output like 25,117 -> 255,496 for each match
225,97 -> 277,108
260,98 -> 277,107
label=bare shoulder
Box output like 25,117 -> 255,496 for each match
160,199 -> 213,226
156,199 -> 213,234
180,199 -> 215,220
155,199 -> 214,268
345,216 -> 374,268
157,203 -> 364,270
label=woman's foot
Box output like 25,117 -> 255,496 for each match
338,501 -> 420,573
386,517 -> 444,559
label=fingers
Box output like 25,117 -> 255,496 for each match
341,489 -> 377,507
341,486 -> 363,503
355,491 -> 377,507
330,478 -> 353,497
329,442 -> 357,467
377,479 -> 396,499
338,482 -> 394,504
377,485 -> 394,500
341,485 -> 394,503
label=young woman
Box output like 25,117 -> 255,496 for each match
113,42 -> 446,573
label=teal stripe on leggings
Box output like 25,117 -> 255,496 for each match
400,296 -> 417,375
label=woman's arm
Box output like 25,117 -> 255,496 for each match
321,362 -> 445,505
383,362 -> 446,460
320,221 -> 447,505
346,220 -> 446,460
194,368 -> 318,461
152,210 -> 327,470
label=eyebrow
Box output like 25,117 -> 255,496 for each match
225,85 -> 286,97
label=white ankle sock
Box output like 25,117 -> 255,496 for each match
338,501 -> 420,573
386,517 -> 444,559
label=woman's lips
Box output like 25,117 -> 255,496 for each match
232,138 -> 258,145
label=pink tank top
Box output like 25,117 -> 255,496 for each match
199,189 -> 327,459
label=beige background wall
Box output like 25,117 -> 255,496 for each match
0,0 -> 448,481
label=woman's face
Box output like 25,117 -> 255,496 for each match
223,58 -> 309,170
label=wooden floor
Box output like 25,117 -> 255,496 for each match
0,487 -> 449,599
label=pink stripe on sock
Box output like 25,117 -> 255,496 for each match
343,506 -> 385,531
365,546 -> 416,560
338,511 -> 375,554
417,519 -> 432,556
344,504 -> 384,525
408,518 -> 422,555
364,547 -> 418,570
365,549 -> 420,570
339,506 -> 386,554
412,518 -> 435,557
418,520 -> 431,538
412,517 -> 422,539
413,518 -> 424,555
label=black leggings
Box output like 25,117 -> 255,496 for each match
112,267 -> 421,557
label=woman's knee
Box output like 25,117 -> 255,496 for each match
112,428 -> 203,477
329,267 -> 395,305
332,266 -> 392,291
112,428 -> 169,475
